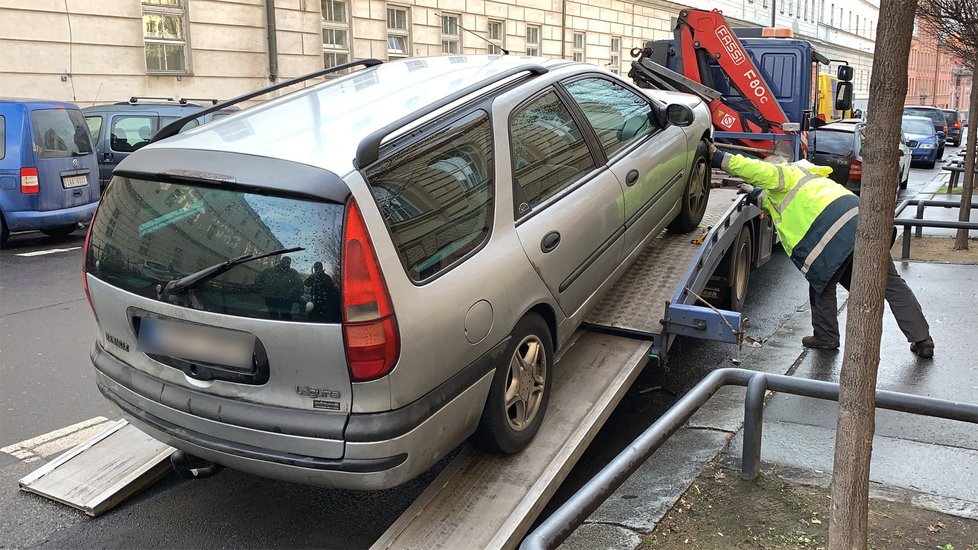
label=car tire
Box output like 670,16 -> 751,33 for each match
725,226 -> 753,312
473,313 -> 553,455
0,215 -> 9,249
40,225 -> 78,238
925,159 -> 936,169
936,145 -> 944,160
668,140 -> 711,233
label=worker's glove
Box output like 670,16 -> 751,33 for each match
737,183 -> 755,195
737,183 -> 763,206
707,141 -> 718,158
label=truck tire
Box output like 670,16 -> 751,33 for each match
726,226 -> 753,312
668,140 -> 711,233
473,313 -> 552,455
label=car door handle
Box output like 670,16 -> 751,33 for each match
541,231 -> 561,253
625,169 -> 640,186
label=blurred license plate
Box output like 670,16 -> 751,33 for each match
62,175 -> 88,188
138,317 -> 255,370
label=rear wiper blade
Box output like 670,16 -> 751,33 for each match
158,246 -> 304,297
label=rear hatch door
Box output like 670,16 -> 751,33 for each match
86,177 -> 350,456
810,129 -> 854,186
28,108 -> 99,211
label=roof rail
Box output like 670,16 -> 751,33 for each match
151,58 -> 383,144
178,98 -> 220,105
128,96 -> 175,104
354,64 -> 549,169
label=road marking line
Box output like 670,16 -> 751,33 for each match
16,246 -> 82,257
1,416 -> 112,463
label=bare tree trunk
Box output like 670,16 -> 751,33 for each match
955,65 -> 977,250
827,0 -> 917,548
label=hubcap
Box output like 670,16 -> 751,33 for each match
689,159 -> 708,215
504,336 -> 547,431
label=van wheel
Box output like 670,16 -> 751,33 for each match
0,216 -> 9,248
725,226 -> 752,312
41,225 -> 78,238
668,140 -> 711,233
474,313 -> 552,455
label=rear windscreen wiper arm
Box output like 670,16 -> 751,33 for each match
158,246 -> 304,297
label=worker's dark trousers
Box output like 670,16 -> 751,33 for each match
809,255 -> 930,344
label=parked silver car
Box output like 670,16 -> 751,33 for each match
84,56 -> 713,490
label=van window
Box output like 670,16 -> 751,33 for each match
86,178 -> 345,323
160,116 -> 198,134
86,115 -> 103,143
365,110 -> 493,282
111,116 -> 155,152
0,116 -> 5,160
30,109 -> 94,159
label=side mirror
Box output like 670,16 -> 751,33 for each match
661,103 -> 694,127
837,65 -> 854,82
835,82 -> 853,112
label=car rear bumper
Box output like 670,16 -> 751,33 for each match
92,340 -> 500,490
4,201 -> 97,231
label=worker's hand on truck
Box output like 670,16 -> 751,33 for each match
737,183 -> 764,206
736,183 -> 755,195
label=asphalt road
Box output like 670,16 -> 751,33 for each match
0,151 -> 959,548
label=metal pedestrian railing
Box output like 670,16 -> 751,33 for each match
893,198 -> 978,259
520,368 -> 978,550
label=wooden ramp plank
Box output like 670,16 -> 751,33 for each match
371,332 -> 651,550
19,420 -> 175,517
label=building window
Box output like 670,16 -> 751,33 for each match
610,36 -> 621,74
387,7 -> 410,58
142,0 -> 189,74
322,0 -> 350,69
573,32 -> 585,62
441,13 -> 460,54
830,3 -> 834,26
488,19 -> 505,54
526,25 -> 540,56
855,14 -> 860,35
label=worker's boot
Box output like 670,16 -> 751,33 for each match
801,336 -> 840,350
910,336 -> 935,358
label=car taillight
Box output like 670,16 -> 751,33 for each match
20,168 -> 39,194
849,158 -> 862,181
341,199 -> 399,382
943,125 -> 948,134
954,121 -> 961,129
82,205 -> 99,318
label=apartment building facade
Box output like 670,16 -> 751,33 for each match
1,0 -> 711,106
905,18 -> 970,124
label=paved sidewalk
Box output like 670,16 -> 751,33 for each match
563,261 -> 978,549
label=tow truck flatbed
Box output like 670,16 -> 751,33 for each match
373,187 -> 771,549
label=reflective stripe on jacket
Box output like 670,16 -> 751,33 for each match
719,152 -> 859,294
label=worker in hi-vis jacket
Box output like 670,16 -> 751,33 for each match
708,143 -> 935,358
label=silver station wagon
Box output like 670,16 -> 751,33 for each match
84,56 -> 712,490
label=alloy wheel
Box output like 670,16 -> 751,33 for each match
504,335 -> 547,431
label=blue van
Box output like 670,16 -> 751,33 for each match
0,99 -> 100,247
82,98 -> 238,189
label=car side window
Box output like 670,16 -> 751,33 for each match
510,90 -> 595,212
563,77 -> 660,158
110,115 -> 155,152
85,115 -> 103,144
365,110 -> 493,282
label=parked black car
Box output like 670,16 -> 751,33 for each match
809,119 -> 910,194
942,109 -> 962,147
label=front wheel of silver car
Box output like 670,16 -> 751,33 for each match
668,140 -> 711,233
474,313 -> 553,455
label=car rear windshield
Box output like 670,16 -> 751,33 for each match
903,118 -> 934,136
811,130 -> 855,155
943,111 -> 958,125
31,108 -> 94,159
86,178 -> 344,323
903,109 -> 945,128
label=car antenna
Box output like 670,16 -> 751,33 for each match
434,12 -> 509,55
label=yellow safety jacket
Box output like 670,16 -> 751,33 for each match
716,152 -> 859,293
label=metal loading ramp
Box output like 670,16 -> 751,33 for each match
585,187 -> 741,336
